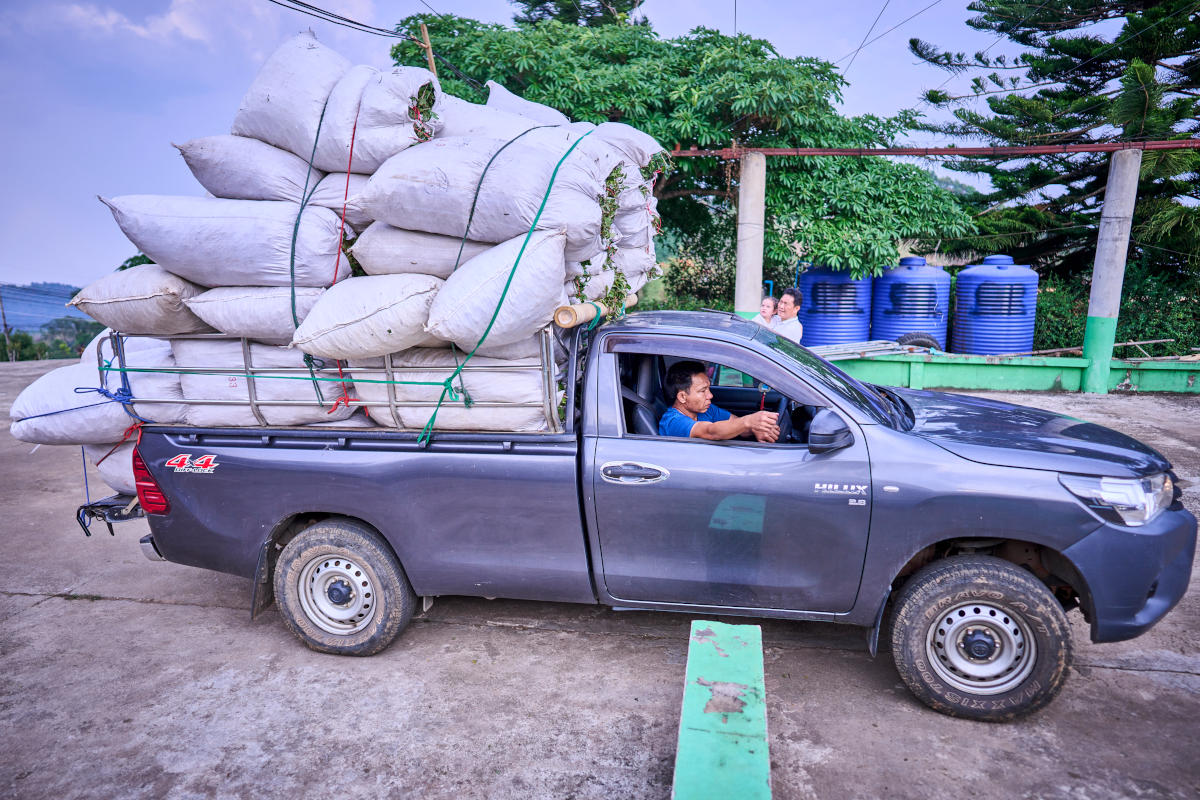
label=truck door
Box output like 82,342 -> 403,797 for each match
587,338 -> 872,613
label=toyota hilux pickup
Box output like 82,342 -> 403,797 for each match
100,311 -> 1196,721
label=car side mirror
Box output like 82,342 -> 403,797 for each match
808,408 -> 853,454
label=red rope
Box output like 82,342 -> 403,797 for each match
327,104 -> 363,411
94,421 -> 143,466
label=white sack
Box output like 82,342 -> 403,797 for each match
425,230 -> 568,350
184,286 -> 325,344
69,264 -> 213,335
231,32 -> 350,161
101,196 -> 349,288
171,338 -> 354,427
308,172 -> 373,232
291,274 -> 443,360
438,95 -> 543,140
176,135 -> 323,202
352,223 -> 491,279
85,442 -> 137,496
351,348 -> 549,431
10,338 -> 186,444
484,80 -> 570,125
473,328 -> 566,366
359,136 -> 606,258
593,122 -> 665,167
313,65 -> 445,174
566,247 -> 657,302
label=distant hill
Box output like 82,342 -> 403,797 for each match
0,282 -> 90,332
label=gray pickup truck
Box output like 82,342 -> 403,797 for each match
112,311 -> 1195,721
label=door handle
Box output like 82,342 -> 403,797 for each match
600,461 -> 670,484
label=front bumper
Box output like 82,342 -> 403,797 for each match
1063,506 -> 1197,643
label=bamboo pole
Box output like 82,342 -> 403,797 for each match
553,294 -> 639,329
420,23 -> 438,78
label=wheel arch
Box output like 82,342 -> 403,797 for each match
250,511 -> 401,620
888,536 -> 1094,621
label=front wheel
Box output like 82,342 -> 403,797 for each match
889,555 -> 1071,721
274,519 -> 416,656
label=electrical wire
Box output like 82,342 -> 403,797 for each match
834,0 -> 946,64
262,0 -> 485,90
844,0 -> 892,76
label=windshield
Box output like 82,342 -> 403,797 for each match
753,328 -> 897,426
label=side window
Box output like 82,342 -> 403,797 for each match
616,350 -> 820,445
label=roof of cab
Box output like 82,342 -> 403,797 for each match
597,310 -> 762,343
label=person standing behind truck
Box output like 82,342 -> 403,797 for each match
774,287 -> 803,343
753,295 -> 778,328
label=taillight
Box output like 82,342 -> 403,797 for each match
132,448 -> 170,515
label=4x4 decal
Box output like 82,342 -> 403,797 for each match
165,454 -> 219,474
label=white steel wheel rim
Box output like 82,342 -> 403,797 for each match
297,554 -> 377,635
926,600 -> 1037,696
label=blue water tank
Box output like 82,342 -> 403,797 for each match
798,267 -> 873,346
870,256 -> 951,348
950,255 -> 1039,354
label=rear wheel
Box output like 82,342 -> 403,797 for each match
889,555 -> 1071,721
274,519 -> 416,656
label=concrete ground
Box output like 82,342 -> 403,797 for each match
1,359 -> 1197,800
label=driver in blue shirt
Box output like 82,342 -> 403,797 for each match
658,360 -> 780,442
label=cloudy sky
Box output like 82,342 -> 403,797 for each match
0,1 -> 1012,288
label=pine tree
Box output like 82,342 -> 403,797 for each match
510,0 -> 646,27
910,0 -> 1199,276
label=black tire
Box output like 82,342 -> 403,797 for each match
889,555 -> 1071,721
896,332 -> 941,349
273,519 -> 416,656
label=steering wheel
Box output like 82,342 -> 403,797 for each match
774,395 -> 794,443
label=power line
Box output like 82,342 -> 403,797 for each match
843,0 -> 891,76
262,0 -> 485,91
834,0 -> 946,65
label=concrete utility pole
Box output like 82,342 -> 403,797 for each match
0,286 -> 12,362
734,152 -> 766,318
1082,148 -> 1142,394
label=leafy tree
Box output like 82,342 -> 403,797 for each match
117,253 -> 153,271
395,17 -> 973,287
510,0 -> 646,27
910,0 -> 1200,277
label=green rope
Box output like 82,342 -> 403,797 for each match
288,100 -> 333,406
450,124 -> 557,275
419,130 -> 596,445
586,302 -> 604,330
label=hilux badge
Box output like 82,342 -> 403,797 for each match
813,482 -> 868,496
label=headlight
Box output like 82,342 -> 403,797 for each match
1059,472 -> 1173,526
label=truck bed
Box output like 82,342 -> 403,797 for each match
138,425 -> 597,605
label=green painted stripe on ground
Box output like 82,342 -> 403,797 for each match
672,620 -> 771,799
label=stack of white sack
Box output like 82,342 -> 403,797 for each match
9,333 -> 187,447
20,30 -> 665,445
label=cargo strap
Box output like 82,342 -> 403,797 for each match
289,98 -> 332,406
417,129 -> 595,444
450,124 -> 557,275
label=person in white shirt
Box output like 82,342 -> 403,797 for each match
752,295 -> 778,328
774,287 -> 803,343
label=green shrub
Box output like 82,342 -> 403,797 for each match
1032,263 -> 1198,356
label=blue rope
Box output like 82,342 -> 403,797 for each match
80,447 -> 92,531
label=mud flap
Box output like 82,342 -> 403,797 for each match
866,585 -> 891,658
250,537 -> 276,620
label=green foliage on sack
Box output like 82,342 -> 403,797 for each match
392,16 -> 974,283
